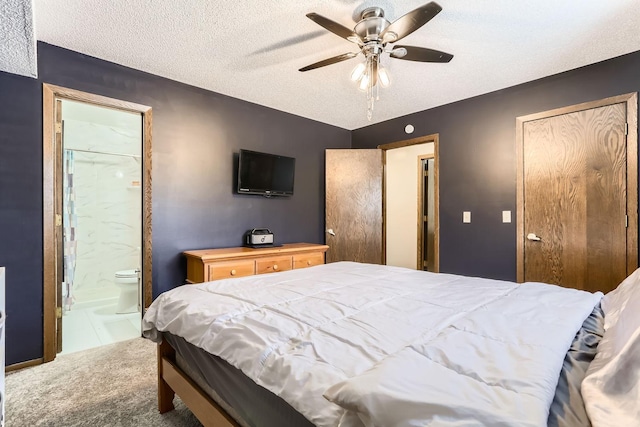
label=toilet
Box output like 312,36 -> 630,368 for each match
115,269 -> 140,314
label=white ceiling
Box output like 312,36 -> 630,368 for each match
0,0 -> 36,77
26,0 -> 640,129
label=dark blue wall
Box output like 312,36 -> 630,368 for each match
3,43 -> 640,366
0,42 -> 351,365
0,72 -> 43,365
352,50 -> 640,281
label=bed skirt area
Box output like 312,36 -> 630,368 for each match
548,303 -> 604,427
159,333 -> 315,427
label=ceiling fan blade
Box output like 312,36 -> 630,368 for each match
381,2 -> 442,43
390,45 -> 453,63
299,52 -> 359,72
306,13 -> 361,43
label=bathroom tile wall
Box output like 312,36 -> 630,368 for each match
63,114 -> 142,303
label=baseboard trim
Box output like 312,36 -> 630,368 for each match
6,357 -> 44,372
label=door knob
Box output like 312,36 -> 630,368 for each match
526,233 -> 541,241
326,228 -> 336,236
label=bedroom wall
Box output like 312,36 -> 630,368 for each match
0,42 -> 351,366
352,50 -> 640,282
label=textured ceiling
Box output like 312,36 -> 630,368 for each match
0,0 -> 36,78
29,0 -> 640,129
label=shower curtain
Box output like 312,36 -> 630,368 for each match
63,150 -> 77,312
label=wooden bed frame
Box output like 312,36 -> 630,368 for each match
157,243 -> 329,426
158,339 -> 240,427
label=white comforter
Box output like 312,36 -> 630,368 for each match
142,262 -> 601,427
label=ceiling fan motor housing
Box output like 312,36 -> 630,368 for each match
355,7 -> 390,43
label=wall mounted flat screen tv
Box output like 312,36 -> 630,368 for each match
237,149 -> 295,196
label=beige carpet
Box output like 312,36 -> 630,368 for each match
6,337 -> 202,427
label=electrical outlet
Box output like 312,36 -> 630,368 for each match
502,210 -> 511,223
463,211 -> 471,223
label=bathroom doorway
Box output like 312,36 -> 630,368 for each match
43,85 -> 152,362
60,99 -> 142,354
380,135 -> 439,271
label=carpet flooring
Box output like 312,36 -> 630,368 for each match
6,337 -> 202,426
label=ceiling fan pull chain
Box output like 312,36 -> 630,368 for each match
367,57 -> 374,120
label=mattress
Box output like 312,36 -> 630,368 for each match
164,303 -> 604,427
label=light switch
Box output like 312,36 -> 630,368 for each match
463,211 -> 471,223
502,210 -> 511,223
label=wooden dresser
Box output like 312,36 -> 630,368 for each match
183,243 -> 329,284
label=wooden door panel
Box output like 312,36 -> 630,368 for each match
523,103 -> 627,293
325,149 -> 383,264
523,114 -> 589,288
585,105 -> 627,292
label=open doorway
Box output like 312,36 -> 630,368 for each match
380,135 -> 439,271
42,84 -> 152,362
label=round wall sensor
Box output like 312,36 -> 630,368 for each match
404,124 -> 415,134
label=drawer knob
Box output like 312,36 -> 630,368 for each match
273,264 -> 279,271
230,269 -> 236,276
307,260 -> 311,265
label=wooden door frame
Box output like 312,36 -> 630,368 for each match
417,154 -> 435,271
378,133 -> 440,272
516,92 -> 638,283
43,84 -> 153,363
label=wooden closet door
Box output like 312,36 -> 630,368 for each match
520,102 -> 630,293
325,149 -> 383,264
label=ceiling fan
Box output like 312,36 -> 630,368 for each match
299,2 -> 453,119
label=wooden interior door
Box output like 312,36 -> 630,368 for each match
325,149 -> 383,264
517,94 -> 638,293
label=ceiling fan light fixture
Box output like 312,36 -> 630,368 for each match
378,66 -> 390,88
358,73 -> 370,91
351,62 -> 366,81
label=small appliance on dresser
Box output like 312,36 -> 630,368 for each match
244,228 -> 276,248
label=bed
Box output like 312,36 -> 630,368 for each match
142,261 -> 640,427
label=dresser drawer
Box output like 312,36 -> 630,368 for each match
208,260 -> 255,281
293,252 -> 325,269
256,256 -> 293,275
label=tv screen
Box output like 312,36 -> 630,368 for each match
237,149 -> 295,196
